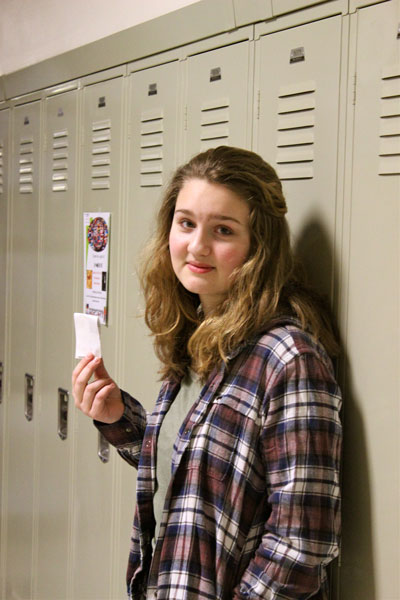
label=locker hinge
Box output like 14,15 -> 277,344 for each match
256,90 -> 261,120
184,106 -> 188,131
352,73 -> 357,106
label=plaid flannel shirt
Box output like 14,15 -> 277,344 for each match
96,319 -> 342,600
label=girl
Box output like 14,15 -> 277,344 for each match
73,146 -> 342,600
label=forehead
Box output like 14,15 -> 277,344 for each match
175,178 -> 249,220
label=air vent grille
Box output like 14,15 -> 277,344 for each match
200,97 -> 229,151
52,129 -> 69,192
379,65 -> 400,176
19,137 -> 34,194
140,108 -> 164,188
276,81 -> 316,180
91,119 -> 111,190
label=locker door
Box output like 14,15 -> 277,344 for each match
340,3 -> 400,599
5,99 -> 41,600
117,59 -> 181,590
34,88 -> 79,600
73,75 -> 125,599
123,60 -> 180,398
0,109 -> 9,384
255,16 -> 343,297
0,107 -> 10,588
185,41 -> 252,158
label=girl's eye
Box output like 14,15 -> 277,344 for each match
180,219 -> 195,229
216,225 -> 233,236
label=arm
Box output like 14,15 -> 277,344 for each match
72,355 -> 147,468
234,352 -> 342,599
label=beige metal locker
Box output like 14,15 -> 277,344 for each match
0,108 -> 9,379
122,59 -> 180,398
115,59 -> 182,590
5,98 -> 42,600
272,0 -> 332,14
255,13 -> 344,299
184,40 -> 253,158
0,106 -> 10,593
33,86 -> 80,600
72,71 -> 127,599
340,2 -> 400,599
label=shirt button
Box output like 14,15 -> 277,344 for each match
125,427 -> 132,433
184,429 -> 190,436
145,441 -> 151,448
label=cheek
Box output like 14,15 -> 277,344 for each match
168,230 -> 184,264
220,244 -> 249,270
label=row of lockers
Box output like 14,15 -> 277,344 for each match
0,0 -> 399,599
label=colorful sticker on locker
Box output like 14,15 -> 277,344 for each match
83,212 -> 110,326
88,216 -> 108,252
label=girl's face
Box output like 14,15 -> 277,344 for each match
169,178 -> 251,315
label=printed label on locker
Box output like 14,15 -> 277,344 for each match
83,212 -> 110,325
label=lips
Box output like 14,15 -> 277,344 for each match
187,261 -> 214,274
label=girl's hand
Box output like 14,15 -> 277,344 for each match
72,354 -> 124,424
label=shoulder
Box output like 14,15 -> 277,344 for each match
244,317 -> 336,382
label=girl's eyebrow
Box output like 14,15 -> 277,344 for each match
174,208 -> 243,225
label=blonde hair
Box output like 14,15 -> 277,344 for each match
140,146 -> 339,381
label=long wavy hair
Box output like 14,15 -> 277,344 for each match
140,146 -> 339,381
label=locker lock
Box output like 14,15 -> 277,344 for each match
58,388 -> 69,440
24,373 -> 34,421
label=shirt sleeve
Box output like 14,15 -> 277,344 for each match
234,352 -> 342,599
94,389 -> 148,469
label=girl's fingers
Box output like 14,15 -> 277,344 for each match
73,356 -> 101,405
79,376 -> 111,414
79,372 -> 116,415
72,354 -> 94,386
89,382 -> 119,418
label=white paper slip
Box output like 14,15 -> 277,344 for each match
74,313 -> 102,358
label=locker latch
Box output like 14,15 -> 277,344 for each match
0,362 -> 3,404
24,373 -> 34,421
58,388 -> 69,440
98,432 -> 110,463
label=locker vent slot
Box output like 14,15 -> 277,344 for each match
91,119 -> 111,189
200,98 -> 230,151
0,142 -> 3,194
379,66 -> 400,176
19,138 -> 34,193
140,109 -> 164,187
52,129 -> 69,192
276,81 -> 316,180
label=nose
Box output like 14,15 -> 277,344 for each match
188,226 -> 210,256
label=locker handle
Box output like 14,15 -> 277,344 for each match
58,388 -> 69,440
24,373 -> 34,421
0,362 -> 3,404
98,432 -> 110,463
